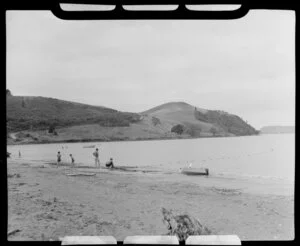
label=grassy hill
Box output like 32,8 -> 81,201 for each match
6,95 -> 141,133
142,102 -> 258,137
7,96 -> 258,145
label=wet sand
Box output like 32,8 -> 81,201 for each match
7,159 -> 294,241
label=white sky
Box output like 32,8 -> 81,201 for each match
6,10 -> 295,129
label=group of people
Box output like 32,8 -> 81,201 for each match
8,146 -> 114,169
56,152 -> 75,167
56,147 -> 114,169
92,148 -> 114,168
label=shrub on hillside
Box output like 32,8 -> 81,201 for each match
210,127 -> 218,136
185,126 -> 201,137
184,127 -> 193,136
171,124 -> 184,135
48,124 -> 56,134
194,110 -> 209,122
152,117 -> 161,126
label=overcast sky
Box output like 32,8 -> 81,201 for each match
6,10 -> 295,129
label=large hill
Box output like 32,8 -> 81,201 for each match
142,101 -> 258,137
6,95 -> 141,132
7,95 -> 258,144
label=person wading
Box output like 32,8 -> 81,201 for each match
93,148 -> 100,168
70,154 -> 75,167
57,151 -> 61,168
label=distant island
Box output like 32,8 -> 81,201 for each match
260,126 -> 295,134
6,90 -> 259,145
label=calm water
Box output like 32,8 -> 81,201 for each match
7,134 -> 295,196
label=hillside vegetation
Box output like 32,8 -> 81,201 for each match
7,96 -> 141,133
7,95 -> 258,144
142,102 -> 258,137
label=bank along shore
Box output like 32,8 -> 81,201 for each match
7,130 -> 261,146
7,158 -> 294,241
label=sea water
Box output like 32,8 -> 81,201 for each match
7,134 -> 295,196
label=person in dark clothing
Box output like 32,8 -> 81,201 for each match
70,154 -> 75,167
93,148 -> 100,168
105,158 -> 114,168
57,151 -> 61,167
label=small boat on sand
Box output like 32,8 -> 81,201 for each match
181,167 -> 209,176
83,145 -> 96,148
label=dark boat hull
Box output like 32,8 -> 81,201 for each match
181,167 -> 209,176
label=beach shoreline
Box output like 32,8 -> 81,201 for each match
7,132 -> 262,146
7,159 -> 294,241
7,131 -> 292,146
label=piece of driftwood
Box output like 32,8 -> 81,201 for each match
66,173 -> 96,176
8,173 -> 21,178
8,229 -> 21,236
162,208 -> 211,241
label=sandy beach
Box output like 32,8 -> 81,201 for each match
7,158 -> 294,241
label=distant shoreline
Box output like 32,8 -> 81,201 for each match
7,134 -> 261,146
259,132 -> 295,135
8,131 -> 295,147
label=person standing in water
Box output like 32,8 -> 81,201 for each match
93,148 -> 100,168
57,151 -> 61,168
19,150 -> 21,158
70,154 -> 75,167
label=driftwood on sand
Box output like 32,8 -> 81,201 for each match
66,173 -> 96,176
7,229 -> 21,236
161,207 -> 211,241
8,173 -> 21,178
